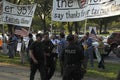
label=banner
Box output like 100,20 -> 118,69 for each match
0,1 -> 36,27
52,0 -> 120,22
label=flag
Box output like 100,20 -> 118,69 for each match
81,0 -> 86,7
78,0 -> 86,8
14,28 -> 29,37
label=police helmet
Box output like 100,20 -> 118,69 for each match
67,34 -> 74,41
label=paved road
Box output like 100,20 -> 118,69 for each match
0,52 -> 119,80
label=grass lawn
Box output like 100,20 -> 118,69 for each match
0,53 -> 30,66
0,53 -> 120,80
86,62 -> 120,80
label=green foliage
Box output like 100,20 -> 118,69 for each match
110,21 -> 120,29
34,0 -> 52,17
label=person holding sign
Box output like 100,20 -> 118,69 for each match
97,36 -> 105,70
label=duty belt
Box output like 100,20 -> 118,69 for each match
66,64 -> 80,67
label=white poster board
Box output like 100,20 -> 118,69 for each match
0,1 -> 36,27
17,42 -> 22,52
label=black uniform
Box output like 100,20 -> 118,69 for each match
61,35 -> 84,80
29,41 -> 46,80
42,39 -> 55,80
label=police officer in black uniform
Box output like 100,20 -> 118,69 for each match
29,33 -> 47,80
42,32 -> 55,80
60,34 -> 84,80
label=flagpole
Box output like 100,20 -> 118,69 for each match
51,20 -> 53,35
2,23 -> 8,54
2,24 -> 5,42
2,0 -> 6,39
51,10 -> 53,35
28,26 -> 31,33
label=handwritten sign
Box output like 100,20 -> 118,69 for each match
0,1 -> 36,27
52,0 -> 120,22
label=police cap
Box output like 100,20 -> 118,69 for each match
67,34 -> 74,41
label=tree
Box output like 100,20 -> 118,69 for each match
34,0 -> 53,33
88,16 -> 119,34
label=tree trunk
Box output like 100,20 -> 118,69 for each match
68,22 -> 72,35
74,22 -> 78,34
99,20 -> 103,34
43,19 -> 46,33
8,24 -> 14,34
104,23 -> 107,32
99,25 -> 102,34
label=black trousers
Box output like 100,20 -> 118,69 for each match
63,65 -> 82,80
98,54 -> 105,69
30,62 -> 47,80
46,56 -> 56,80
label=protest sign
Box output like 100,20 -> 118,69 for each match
1,1 -> 36,27
52,0 -> 120,22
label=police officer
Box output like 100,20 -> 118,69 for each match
60,34 -> 84,80
42,32 -> 55,80
29,33 -> 47,80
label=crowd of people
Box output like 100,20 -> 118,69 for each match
1,31 -> 108,80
